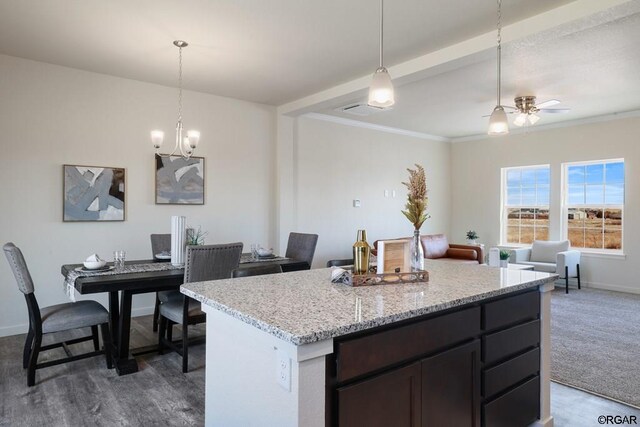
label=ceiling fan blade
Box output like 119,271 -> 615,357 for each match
539,108 -> 570,114
536,99 -> 561,109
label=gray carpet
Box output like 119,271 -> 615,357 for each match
551,287 -> 640,408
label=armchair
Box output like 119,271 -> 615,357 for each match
510,240 -> 581,294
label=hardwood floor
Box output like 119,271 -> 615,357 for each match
551,382 -> 640,427
0,315 -> 206,427
1,314 -> 638,426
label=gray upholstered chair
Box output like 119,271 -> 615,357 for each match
232,264 -> 282,278
158,242 -> 243,373
150,233 -> 181,332
510,240 -> 581,294
285,232 -> 318,270
3,242 -> 113,386
326,258 -> 353,268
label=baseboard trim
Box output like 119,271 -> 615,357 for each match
0,305 -> 156,338
552,380 -> 640,410
581,281 -> 640,295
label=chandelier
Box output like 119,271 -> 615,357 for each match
151,40 -> 200,159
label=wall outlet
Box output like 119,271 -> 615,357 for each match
276,349 -> 291,391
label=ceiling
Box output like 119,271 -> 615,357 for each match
0,0 -> 573,105
320,3 -> 640,139
1,0 -> 637,139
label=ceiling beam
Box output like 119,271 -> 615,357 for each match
277,0 -> 633,116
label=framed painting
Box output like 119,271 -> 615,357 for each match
63,165 -> 125,222
155,154 -> 205,205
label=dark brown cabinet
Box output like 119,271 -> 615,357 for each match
337,362 -> 421,427
422,340 -> 480,427
328,290 -> 541,427
336,340 -> 480,427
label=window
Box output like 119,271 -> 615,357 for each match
563,159 -> 624,252
501,165 -> 550,245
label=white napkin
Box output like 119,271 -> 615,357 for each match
330,267 -> 352,285
86,254 -> 103,262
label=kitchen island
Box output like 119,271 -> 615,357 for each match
181,261 -> 557,427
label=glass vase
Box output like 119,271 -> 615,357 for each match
410,229 -> 425,271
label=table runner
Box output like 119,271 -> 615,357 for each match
63,262 -> 184,302
239,254 -> 288,264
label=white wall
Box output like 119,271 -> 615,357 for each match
294,116 -> 451,268
451,116 -> 640,294
0,54 -> 276,336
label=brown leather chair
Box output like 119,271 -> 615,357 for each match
373,234 -> 483,264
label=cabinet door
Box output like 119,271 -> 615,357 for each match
421,340 -> 480,427
338,362 -> 421,427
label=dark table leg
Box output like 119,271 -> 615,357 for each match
108,291 -> 120,346
113,290 -> 139,375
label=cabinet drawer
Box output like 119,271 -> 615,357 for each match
483,290 -> 539,331
483,376 -> 540,427
483,347 -> 540,398
483,320 -> 540,365
337,306 -> 480,382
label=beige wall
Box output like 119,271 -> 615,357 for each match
0,54 -> 276,336
294,116 -> 451,268
451,116 -> 640,293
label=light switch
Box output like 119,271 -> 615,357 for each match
353,199 -> 361,208
384,190 -> 389,198
392,190 -> 396,198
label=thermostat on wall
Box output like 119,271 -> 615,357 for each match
353,199 -> 361,208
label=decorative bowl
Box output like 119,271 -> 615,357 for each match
83,260 -> 107,270
257,248 -> 274,257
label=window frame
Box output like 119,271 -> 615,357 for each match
561,158 -> 624,254
500,164 -> 551,246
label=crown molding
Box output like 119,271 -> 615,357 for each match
450,109 -> 640,144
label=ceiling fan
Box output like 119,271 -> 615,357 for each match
505,96 -> 571,127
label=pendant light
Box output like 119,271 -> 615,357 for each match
368,0 -> 395,108
151,40 -> 200,159
488,0 -> 509,136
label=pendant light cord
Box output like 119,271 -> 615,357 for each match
379,0 -> 384,68
178,45 -> 183,123
496,0 -> 502,105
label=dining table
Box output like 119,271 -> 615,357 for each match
61,255 -> 309,376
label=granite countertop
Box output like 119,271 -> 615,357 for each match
181,261 -> 557,346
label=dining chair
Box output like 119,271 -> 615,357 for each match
326,258 -> 353,267
158,242 -> 243,373
150,233 -> 180,332
3,242 -> 113,386
285,232 -> 318,270
232,264 -> 283,278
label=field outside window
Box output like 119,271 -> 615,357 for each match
564,160 -> 624,251
502,166 -> 550,245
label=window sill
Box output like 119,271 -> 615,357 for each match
578,251 -> 626,260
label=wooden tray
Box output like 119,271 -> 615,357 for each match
347,266 -> 429,287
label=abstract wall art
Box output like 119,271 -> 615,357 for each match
63,165 -> 125,221
155,154 -> 205,205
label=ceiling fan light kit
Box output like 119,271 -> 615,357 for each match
368,0 -> 395,108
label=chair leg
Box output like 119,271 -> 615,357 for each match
99,323 -> 114,369
577,264 -> 581,289
27,333 -> 42,387
167,321 -> 174,343
565,266 -> 569,294
152,294 -> 160,332
182,323 -> 189,373
158,316 -> 167,355
23,326 -> 34,369
91,325 -> 100,351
